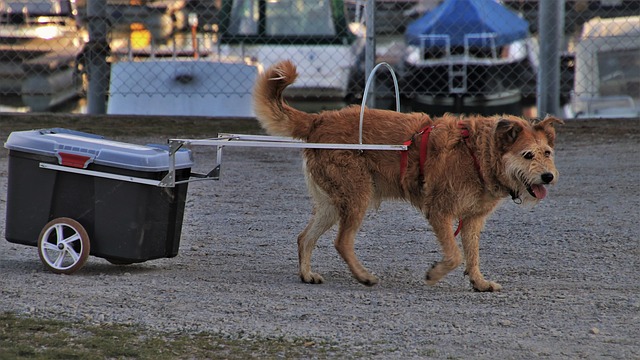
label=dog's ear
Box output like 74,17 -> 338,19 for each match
534,116 -> 564,148
495,118 -> 523,150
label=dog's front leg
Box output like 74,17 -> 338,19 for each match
425,215 -> 463,286
460,215 -> 502,292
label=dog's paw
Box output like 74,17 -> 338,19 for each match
425,262 -> 444,285
470,279 -> 502,292
300,272 -> 325,284
356,274 -> 379,287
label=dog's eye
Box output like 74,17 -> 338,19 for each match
544,150 -> 552,158
523,151 -> 534,160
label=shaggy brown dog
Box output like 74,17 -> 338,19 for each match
253,60 -> 563,292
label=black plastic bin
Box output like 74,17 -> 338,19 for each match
4,128 -> 193,273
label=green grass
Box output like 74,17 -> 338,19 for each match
0,312 -> 346,359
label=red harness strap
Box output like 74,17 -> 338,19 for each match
399,125 -> 434,182
399,123 -> 483,238
454,219 -> 462,237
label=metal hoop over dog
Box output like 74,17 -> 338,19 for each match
359,62 -> 401,146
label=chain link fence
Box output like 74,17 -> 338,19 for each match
0,0 -> 638,118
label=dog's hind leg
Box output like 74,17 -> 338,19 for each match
425,215 -> 463,286
298,180 -> 339,284
334,208 -> 378,286
329,165 -> 378,286
303,154 -> 377,286
298,205 -> 338,284
460,215 -> 502,292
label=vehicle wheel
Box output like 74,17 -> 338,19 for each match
38,218 -> 90,274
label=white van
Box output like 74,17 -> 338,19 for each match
566,16 -> 640,119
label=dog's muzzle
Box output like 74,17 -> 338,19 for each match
526,172 -> 555,199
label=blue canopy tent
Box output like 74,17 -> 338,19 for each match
405,0 -> 529,48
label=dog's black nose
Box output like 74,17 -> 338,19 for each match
541,173 -> 554,184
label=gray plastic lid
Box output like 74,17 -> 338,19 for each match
4,128 -> 193,172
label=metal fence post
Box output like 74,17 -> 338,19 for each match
364,0 -> 376,108
86,0 -> 110,114
537,0 -> 565,117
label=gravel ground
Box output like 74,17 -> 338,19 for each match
1,118 -> 639,359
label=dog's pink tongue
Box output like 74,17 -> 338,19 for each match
531,184 -> 547,199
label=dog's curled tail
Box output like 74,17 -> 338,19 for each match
253,60 -> 312,138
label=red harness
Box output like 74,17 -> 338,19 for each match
399,122 -> 484,237
399,124 -> 435,181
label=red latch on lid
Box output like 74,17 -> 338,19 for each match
57,152 -> 93,169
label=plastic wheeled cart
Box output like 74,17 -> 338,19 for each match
3,128 -> 404,275
4,128 -> 193,274
4,129 -> 406,275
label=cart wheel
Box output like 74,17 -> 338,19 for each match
38,218 -> 90,274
